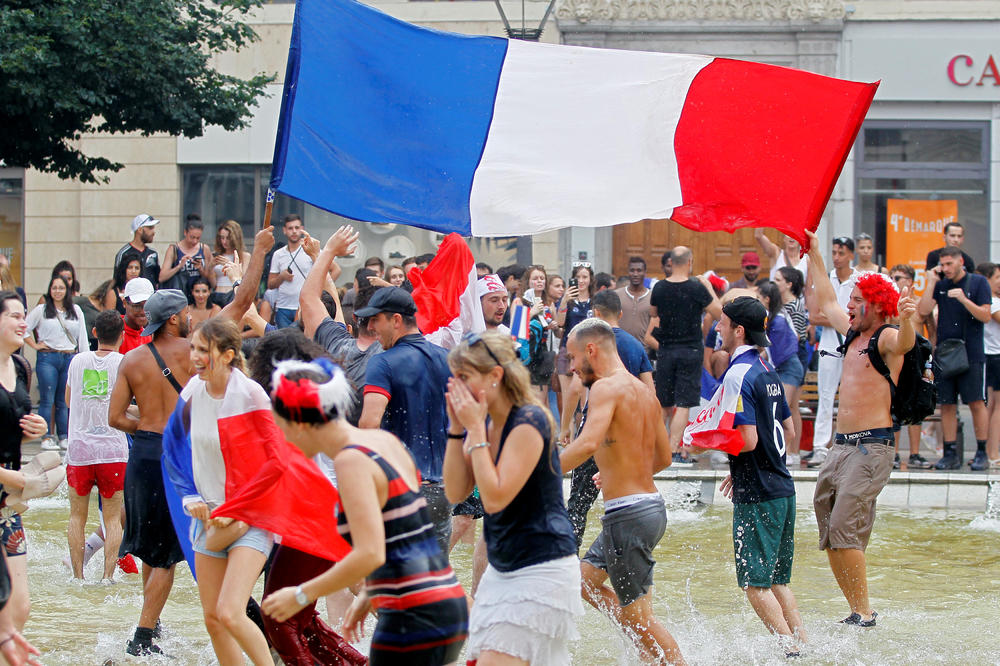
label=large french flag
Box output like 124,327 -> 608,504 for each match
162,370 -> 351,572
269,0 -> 877,244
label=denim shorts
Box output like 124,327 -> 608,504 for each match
190,519 -> 273,559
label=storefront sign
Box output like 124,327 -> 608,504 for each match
947,54 -> 1000,87
885,199 -> 958,296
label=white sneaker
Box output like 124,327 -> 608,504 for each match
39,436 -> 60,451
58,438 -> 68,451
785,453 -> 801,467
806,447 -> 828,468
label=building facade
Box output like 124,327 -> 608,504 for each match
5,0 -> 1000,298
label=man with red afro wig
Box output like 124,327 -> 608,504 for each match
804,229 -> 917,629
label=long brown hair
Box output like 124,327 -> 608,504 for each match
214,220 -> 247,258
447,331 -> 557,452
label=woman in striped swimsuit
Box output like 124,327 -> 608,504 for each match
261,358 -> 468,665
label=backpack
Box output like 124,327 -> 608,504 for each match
838,324 -> 936,425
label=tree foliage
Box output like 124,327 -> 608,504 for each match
0,0 -> 274,183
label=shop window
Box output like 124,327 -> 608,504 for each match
0,169 -> 24,284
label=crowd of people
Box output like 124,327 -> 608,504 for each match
0,209 -> 988,664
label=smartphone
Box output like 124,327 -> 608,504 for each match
569,277 -> 578,288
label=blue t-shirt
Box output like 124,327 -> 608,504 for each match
559,298 -> 592,349
613,327 -> 653,378
484,405 -> 577,572
933,271 -> 991,362
363,334 -> 451,483
725,349 -> 795,504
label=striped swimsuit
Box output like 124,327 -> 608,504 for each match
337,445 -> 468,665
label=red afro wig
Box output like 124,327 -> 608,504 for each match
855,273 -> 899,318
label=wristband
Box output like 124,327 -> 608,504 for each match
447,431 -> 466,440
232,279 -> 242,288
465,441 -> 490,455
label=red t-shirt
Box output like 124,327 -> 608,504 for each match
120,317 -> 151,354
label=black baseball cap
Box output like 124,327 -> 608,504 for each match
722,296 -> 770,347
354,286 -> 417,318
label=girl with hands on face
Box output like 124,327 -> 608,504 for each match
443,332 -> 582,666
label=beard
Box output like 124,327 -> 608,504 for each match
578,359 -> 596,387
178,315 -> 190,338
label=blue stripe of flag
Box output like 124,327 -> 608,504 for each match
270,0 -> 509,234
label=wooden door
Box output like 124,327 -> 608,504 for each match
612,218 -> 783,283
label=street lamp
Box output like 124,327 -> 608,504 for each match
493,0 -> 557,41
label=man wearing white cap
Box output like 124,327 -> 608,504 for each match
477,274 -> 510,335
120,277 -> 154,354
114,214 -> 161,288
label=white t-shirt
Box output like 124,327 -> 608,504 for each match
190,382 -> 226,508
269,245 -> 314,310
66,351 -> 128,465
818,269 -> 858,352
985,296 -> 1000,356
24,304 -> 87,352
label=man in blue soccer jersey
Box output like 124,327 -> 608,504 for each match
714,296 -> 804,656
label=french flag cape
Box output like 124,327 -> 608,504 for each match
683,349 -> 761,456
162,370 -> 351,572
410,232 -> 484,347
269,0 -> 877,245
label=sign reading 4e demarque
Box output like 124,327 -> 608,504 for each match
885,199 -> 958,297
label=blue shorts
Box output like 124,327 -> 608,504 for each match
776,354 -> 805,387
190,519 -> 273,560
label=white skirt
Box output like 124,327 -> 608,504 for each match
468,554 -> 584,665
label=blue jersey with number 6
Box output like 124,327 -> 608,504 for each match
726,349 -> 795,504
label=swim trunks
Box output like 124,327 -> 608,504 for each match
813,429 -> 893,551
733,495 -> 796,589
0,513 -> 26,557
67,462 -> 127,499
582,496 -> 666,606
118,430 -> 184,568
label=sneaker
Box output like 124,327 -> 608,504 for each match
125,639 -> 166,657
806,447 -> 828,468
934,451 -> 961,470
969,450 -> 989,471
58,438 -> 68,450
785,453 -> 801,468
671,452 -> 693,467
801,449 -> 815,462
840,610 -> 877,627
117,554 -> 139,575
39,436 -> 60,451
893,454 -> 900,470
908,454 -> 932,469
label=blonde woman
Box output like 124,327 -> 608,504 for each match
212,220 -> 249,307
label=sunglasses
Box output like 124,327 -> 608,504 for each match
463,332 -> 503,367
571,261 -> 592,268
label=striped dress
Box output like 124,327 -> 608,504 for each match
336,445 -> 468,664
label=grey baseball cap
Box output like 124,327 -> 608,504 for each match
142,289 -> 188,336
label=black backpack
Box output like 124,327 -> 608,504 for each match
838,324 -> 936,425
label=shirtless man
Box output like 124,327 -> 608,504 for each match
805,229 -> 917,627
559,318 -> 683,665
109,289 -> 191,655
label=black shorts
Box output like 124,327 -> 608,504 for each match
119,430 -> 185,569
986,355 -> 1000,391
935,360 -> 986,405
654,345 -> 702,408
452,491 -> 484,519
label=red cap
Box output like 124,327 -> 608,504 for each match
741,251 -> 761,268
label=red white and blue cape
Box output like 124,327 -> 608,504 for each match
162,369 -> 350,571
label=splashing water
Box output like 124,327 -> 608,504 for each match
968,480 -> 1000,531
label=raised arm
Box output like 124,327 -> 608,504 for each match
804,230 -> 850,336
883,286 -> 917,359
755,228 -> 780,261
918,266 -> 939,318
300,227 -> 358,339
219,226 -> 274,324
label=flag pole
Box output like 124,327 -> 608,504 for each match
263,188 -> 275,229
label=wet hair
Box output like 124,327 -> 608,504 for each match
776,266 -> 804,298
247,327 -> 332,392
520,265 -> 547,297
447,331 -> 557,450
0,290 -> 23,317
977,262 -> 999,280
193,317 -> 245,372
939,246 -> 963,260
271,358 -> 353,425
628,256 -> 646,269
569,317 -> 615,349
51,260 -> 80,295
214,220 -> 246,257
856,273 -> 899,318
113,250 -> 143,290
889,264 -> 915,280
755,280 -> 782,325
43,275 -> 77,320
95,309 -> 124,345
592,289 -> 622,317
594,272 -> 614,291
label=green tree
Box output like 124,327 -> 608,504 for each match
0,0 -> 274,183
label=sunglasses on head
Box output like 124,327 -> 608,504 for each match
462,332 -> 503,367
571,261 -> 592,268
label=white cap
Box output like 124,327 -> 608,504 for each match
122,277 -> 155,304
131,213 -> 159,233
476,274 -> 507,300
